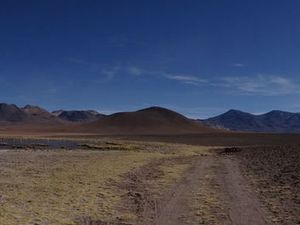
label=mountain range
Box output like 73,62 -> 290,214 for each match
0,104 -> 102,123
0,103 -> 215,134
202,109 -> 300,133
1,103 -> 300,133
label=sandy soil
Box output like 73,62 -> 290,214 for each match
117,153 -> 272,225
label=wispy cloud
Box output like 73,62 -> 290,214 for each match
163,74 -> 207,86
163,74 -> 205,82
107,66 -> 299,95
232,63 -> 246,68
126,66 -> 206,86
64,60 -> 300,96
219,75 -> 300,96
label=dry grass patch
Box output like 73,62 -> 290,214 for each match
0,138 -> 216,225
0,150 -> 164,225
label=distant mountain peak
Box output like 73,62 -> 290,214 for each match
138,106 -> 168,111
23,104 -> 39,109
0,103 -> 28,122
23,104 -> 50,113
23,104 -> 49,112
203,109 -> 300,133
137,106 -> 179,114
224,109 -> 251,115
83,106 -> 216,134
0,103 -> 19,108
264,110 -> 294,116
52,110 -> 105,122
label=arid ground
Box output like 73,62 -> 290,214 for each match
0,134 -> 299,225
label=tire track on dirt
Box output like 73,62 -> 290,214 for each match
119,152 -> 271,225
152,156 -> 213,225
151,154 -> 271,225
218,156 -> 270,225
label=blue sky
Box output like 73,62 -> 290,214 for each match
0,0 -> 300,118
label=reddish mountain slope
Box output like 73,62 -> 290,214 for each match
0,103 -> 28,122
80,107 -> 216,134
22,105 -> 59,122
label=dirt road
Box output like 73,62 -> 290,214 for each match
218,156 -> 269,225
153,157 -> 212,225
120,153 -> 271,225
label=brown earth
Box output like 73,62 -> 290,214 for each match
111,152 -> 273,225
234,145 -> 300,225
97,144 -> 298,225
0,135 -> 299,224
122,132 -> 300,146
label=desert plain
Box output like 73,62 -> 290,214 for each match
0,132 -> 299,225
